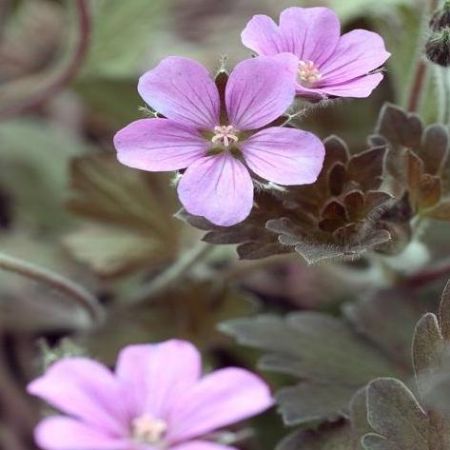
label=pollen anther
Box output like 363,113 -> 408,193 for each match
298,60 -> 322,87
211,125 -> 239,147
131,414 -> 167,445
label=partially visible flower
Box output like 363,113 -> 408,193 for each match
114,55 -> 325,227
28,339 -> 273,450
426,28 -> 450,66
430,0 -> 450,31
241,7 -> 391,100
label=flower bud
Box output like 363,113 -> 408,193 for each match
425,28 -> 450,66
430,1 -> 450,31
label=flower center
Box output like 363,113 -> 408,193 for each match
131,414 -> 167,445
211,125 -> 239,148
297,60 -> 322,87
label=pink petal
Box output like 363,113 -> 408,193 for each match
114,119 -> 208,171
27,358 -> 127,435
116,340 -> 202,418
225,54 -> 298,130
166,368 -> 273,442
320,30 -> 390,83
241,15 -> 283,56
172,441 -> 238,450
34,417 -> 130,450
242,127 -> 325,185
318,72 -> 384,98
177,154 -> 254,226
278,7 -> 340,66
138,57 -> 220,129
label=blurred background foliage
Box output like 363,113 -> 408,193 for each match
0,1 -> 449,450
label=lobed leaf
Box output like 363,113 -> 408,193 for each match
184,134 -> 394,263
64,154 -> 183,277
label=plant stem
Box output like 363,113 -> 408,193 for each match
222,253 -> 296,283
406,0 -> 439,112
403,257 -> 450,288
407,60 -> 428,113
128,241 -> 214,305
0,0 -> 11,42
0,0 -> 91,119
0,252 -> 103,325
436,65 -> 450,123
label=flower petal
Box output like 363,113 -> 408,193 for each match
318,72 -> 384,98
241,15 -> 283,56
242,127 -> 325,185
320,30 -> 390,83
225,54 -> 298,130
34,417 -> 130,450
167,368 -> 272,442
114,118 -> 208,171
172,441 -> 238,450
116,340 -> 202,418
279,7 -> 340,66
138,57 -> 220,129
27,358 -> 127,435
177,154 -> 254,226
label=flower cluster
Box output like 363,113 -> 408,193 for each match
114,7 -> 389,226
28,340 -> 272,450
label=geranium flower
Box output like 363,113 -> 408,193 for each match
114,55 -> 325,226
28,340 -> 272,450
241,7 -> 391,100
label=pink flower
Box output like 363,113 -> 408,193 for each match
113,55 -> 325,226
241,7 -> 391,100
28,340 -> 273,450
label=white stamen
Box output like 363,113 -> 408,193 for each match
131,414 -> 167,445
211,125 -> 239,147
298,60 -> 322,87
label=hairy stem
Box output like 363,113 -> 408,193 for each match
0,0 -> 91,119
0,252 -> 103,325
407,60 -> 428,113
128,241 -> 214,305
406,0 -> 439,112
436,65 -> 450,123
0,0 -> 11,42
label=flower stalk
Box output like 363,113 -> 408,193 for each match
128,241 -> 214,305
407,0 -> 440,112
0,0 -> 91,119
0,252 -> 103,326
436,65 -> 450,122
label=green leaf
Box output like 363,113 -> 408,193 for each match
221,311 -> 401,426
372,4 -> 422,108
277,422 -> 353,450
330,0 -> 411,21
361,281 -> 450,450
222,284 -> 437,428
81,0 -> 167,79
0,119 -> 87,230
364,378 -> 428,450
374,103 -> 449,218
276,388 -> 369,450
412,313 -> 443,394
63,224 -> 177,278
64,154 -> 183,277
75,79 -> 141,128
438,280 -> 450,338
344,287 -> 432,370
